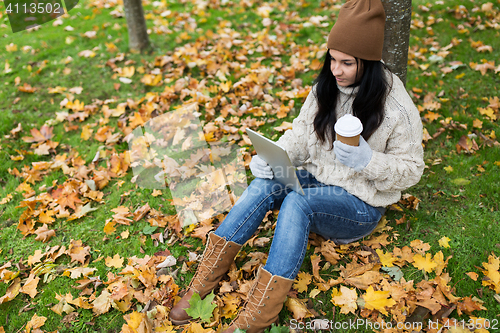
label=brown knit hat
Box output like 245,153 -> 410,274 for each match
327,0 -> 386,61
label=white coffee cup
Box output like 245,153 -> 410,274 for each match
334,114 -> 363,146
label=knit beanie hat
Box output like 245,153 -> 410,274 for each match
327,0 -> 386,61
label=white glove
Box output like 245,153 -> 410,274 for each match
334,136 -> 373,172
249,155 -> 274,179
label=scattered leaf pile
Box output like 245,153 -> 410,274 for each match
1,215 -> 499,331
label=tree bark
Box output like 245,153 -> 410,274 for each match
381,0 -> 412,85
123,0 -> 151,53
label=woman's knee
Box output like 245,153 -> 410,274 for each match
248,177 -> 286,196
280,192 -> 312,218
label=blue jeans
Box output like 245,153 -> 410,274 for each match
214,170 -> 383,280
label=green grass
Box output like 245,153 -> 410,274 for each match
1,0 -> 500,332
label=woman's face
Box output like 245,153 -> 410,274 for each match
329,49 -> 361,87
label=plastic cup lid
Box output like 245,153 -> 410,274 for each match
334,114 -> 363,137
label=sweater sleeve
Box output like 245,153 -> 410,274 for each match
362,105 -> 425,193
275,88 -> 316,167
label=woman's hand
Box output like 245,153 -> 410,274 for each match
334,136 -> 373,172
249,155 -> 274,179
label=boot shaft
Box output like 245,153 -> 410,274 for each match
228,267 -> 294,333
169,232 -> 241,326
190,232 -> 242,296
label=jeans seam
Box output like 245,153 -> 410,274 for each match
309,212 -> 379,225
285,223 -> 310,280
287,197 -> 312,279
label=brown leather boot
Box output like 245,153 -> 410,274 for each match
169,232 -> 242,325
222,266 -> 294,333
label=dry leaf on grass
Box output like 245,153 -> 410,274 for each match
331,285 -> 358,314
363,286 -> 396,315
92,289 -> 112,315
34,225 -> 56,243
285,297 -> 314,320
20,274 -> 40,298
105,254 -> 124,269
294,272 -> 312,293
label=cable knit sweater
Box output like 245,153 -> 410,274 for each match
276,72 -> 425,207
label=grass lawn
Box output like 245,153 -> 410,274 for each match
0,0 -> 499,332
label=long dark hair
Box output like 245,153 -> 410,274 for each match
313,51 -> 392,149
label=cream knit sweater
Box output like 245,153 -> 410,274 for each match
276,72 -> 425,208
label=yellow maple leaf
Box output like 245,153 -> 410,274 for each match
294,271 -> 312,293
103,220 -> 117,235
376,249 -> 396,267
81,125 -> 93,141
473,118 -> 483,129
331,287 -> 341,299
220,293 -> 240,319
220,81 -> 232,93
121,230 -> 130,239
362,286 -> 396,315
120,66 -> 135,78
152,189 -> 163,197
413,253 -> 438,273
105,42 -> 118,53
184,322 -> 212,333
124,311 -> 147,330
438,236 -> 451,248
141,74 -> 163,86
16,182 -> 33,194
6,43 -> 18,52
69,99 -> 84,111
410,239 -> 431,254
332,285 -> 358,314
433,251 -> 449,276
204,131 -> 217,142
480,253 -> 500,293
444,165 -> 454,173
39,209 -> 55,224
478,107 -> 497,120
105,254 -> 124,269
424,111 -> 441,122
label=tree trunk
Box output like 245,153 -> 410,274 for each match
123,0 -> 151,53
381,0 -> 412,85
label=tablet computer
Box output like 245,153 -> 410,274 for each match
246,128 -> 305,196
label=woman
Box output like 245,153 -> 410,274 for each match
169,0 -> 424,331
